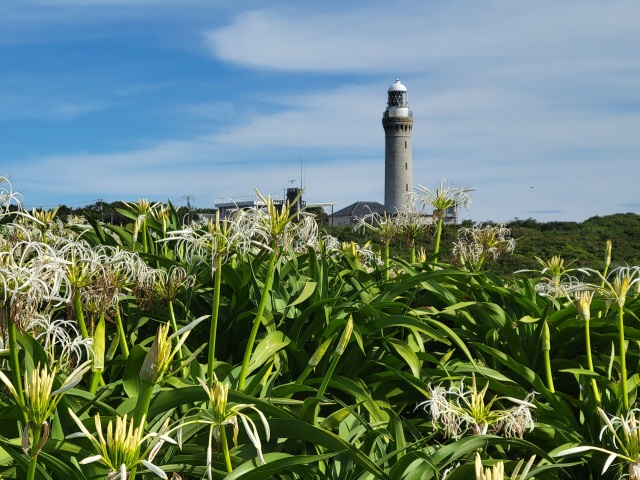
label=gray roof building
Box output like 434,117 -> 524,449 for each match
330,201 -> 386,226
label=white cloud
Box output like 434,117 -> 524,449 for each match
206,2 -> 640,73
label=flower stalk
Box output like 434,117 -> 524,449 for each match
574,290 -> 601,403
238,249 -> 278,391
542,320 -> 555,393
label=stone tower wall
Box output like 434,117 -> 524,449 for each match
383,116 -> 413,213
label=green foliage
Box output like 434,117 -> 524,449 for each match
4,187 -> 640,479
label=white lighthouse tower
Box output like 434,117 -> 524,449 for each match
382,79 -> 413,213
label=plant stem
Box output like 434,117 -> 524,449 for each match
207,264 -> 223,384
133,380 -> 155,429
618,306 -> 629,410
220,424 -> 233,473
316,354 -> 340,400
542,320 -> 554,393
238,250 -> 278,391
7,318 -> 26,419
384,242 -> 390,280
434,214 -> 444,264
141,219 -> 148,254
74,289 -> 89,338
543,349 -> 555,394
26,424 -> 42,480
584,317 -> 601,403
26,455 -> 38,480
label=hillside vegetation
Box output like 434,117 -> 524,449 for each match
328,212 -> 640,276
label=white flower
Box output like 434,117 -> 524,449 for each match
31,314 -> 93,370
67,409 -> 175,479
556,407 -> 640,478
175,376 -> 270,479
417,376 -> 535,440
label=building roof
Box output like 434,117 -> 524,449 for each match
331,201 -> 386,218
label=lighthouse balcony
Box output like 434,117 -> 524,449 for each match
383,110 -> 412,118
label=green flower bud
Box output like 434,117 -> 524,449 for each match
336,317 -> 354,356
140,323 -> 171,384
542,320 -> 551,351
308,337 -> 333,367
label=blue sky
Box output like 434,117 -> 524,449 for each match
1,0 -> 639,222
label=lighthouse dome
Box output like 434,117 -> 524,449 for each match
387,79 -> 409,110
388,79 -> 407,92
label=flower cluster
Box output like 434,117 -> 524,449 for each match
418,376 -> 535,440
453,223 -> 516,270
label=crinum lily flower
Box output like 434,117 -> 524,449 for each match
0,360 -> 91,454
557,407 -> 640,479
175,376 -> 270,478
417,375 -> 536,440
67,409 -> 174,480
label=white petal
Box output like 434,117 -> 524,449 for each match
141,460 -> 168,479
79,454 -> 103,465
159,434 -> 177,445
169,315 -> 208,340
148,440 -> 164,462
52,361 -> 92,395
602,453 -> 618,474
0,370 -> 18,399
240,415 -> 265,465
555,446 -> 594,456
251,407 -> 271,442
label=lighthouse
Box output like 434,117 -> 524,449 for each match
382,79 -> 413,213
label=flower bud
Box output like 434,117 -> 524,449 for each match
92,315 -> 105,372
308,337 -> 333,367
335,317 -> 354,356
542,320 -> 551,351
140,323 -> 171,384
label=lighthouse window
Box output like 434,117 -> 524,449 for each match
406,184 -> 409,192
388,91 -> 407,107
405,141 -> 407,149
405,162 -> 407,170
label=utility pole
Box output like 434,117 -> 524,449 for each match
98,198 -> 104,223
185,195 -> 194,223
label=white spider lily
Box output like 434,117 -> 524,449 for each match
175,376 -> 270,478
415,180 -> 474,219
594,266 -> 640,310
557,407 -> 640,479
148,266 -> 195,304
163,210 -> 255,275
353,210 -> 401,244
31,315 -> 93,370
417,376 -> 535,440
67,409 -> 175,479
453,223 -> 516,270
122,198 -> 159,244
0,175 -> 32,221
0,239 -> 71,309
0,360 -> 91,452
